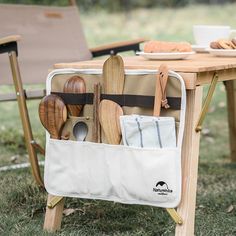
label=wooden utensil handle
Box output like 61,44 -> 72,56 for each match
153,64 -> 169,116
92,83 -> 101,143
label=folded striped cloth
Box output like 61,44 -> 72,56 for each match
120,115 -> 176,148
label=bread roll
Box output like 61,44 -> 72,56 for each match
144,40 -> 192,53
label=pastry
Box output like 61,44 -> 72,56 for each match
210,39 -> 236,49
231,39 -> 236,49
144,40 -> 192,53
210,41 -> 221,49
218,39 -> 233,49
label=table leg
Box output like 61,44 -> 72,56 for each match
175,87 -> 203,236
225,80 -> 236,162
43,194 -> 65,232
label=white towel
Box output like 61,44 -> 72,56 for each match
120,115 -> 176,148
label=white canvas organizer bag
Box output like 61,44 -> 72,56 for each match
44,68 -> 186,208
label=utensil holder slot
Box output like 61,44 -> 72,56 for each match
45,139 -> 181,208
62,116 -> 93,141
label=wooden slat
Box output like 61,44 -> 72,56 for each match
0,35 -> 21,45
54,53 -> 236,74
9,51 -> 44,187
225,80 -> 236,162
89,38 -> 147,53
175,87 -> 203,236
54,53 -> 236,89
0,89 -> 46,102
43,194 -> 65,232
196,68 -> 236,85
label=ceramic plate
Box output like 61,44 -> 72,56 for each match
207,49 -> 236,57
136,51 -> 195,60
191,45 -> 207,53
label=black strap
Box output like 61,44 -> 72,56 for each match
52,92 -> 93,105
51,92 -> 181,110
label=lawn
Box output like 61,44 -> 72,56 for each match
1,3 -> 236,236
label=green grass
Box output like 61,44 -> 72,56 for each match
1,3 -> 236,236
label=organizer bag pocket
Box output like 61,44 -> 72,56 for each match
45,139 -> 181,208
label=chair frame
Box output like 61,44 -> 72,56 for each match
0,29 -> 145,187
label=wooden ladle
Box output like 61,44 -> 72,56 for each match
99,99 -> 123,145
63,75 -> 86,116
39,94 -> 67,139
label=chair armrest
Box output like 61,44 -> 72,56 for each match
0,35 -> 21,45
0,35 -> 21,55
90,38 -> 147,57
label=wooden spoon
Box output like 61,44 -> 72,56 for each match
99,99 -> 123,145
101,55 -> 125,144
103,55 -> 125,94
153,64 -> 169,116
39,94 -> 67,139
63,75 -> 86,116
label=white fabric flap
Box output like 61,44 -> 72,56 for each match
120,115 -> 176,148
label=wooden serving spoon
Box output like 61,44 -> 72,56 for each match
99,99 -> 123,145
39,94 -> 67,139
103,55 -> 125,94
63,75 -> 86,116
101,55 -> 125,144
153,64 -> 170,116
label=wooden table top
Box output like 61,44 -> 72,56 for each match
54,53 -> 236,89
54,53 -> 236,72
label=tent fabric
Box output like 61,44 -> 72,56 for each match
0,4 -> 92,85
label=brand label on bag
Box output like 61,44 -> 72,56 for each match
153,181 -> 173,195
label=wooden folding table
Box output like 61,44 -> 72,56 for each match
48,53 -> 236,235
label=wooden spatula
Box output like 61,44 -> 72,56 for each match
63,75 -> 86,116
153,64 -> 170,116
39,94 -> 67,139
103,55 -> 125,94
99,99 -> 123,145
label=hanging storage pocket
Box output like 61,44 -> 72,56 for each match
44,68 -> 186,208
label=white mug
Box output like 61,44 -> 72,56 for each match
193,25 -> 236,46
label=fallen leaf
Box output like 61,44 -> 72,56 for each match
198,204 -> 205,209
78,208 -> 86,215
63,208 -> 77,216
10,155 -> 19,163
226,205 -> 234,213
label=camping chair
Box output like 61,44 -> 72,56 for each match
0,2 -> 146,187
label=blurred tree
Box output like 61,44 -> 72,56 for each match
0,0 -> 234,9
